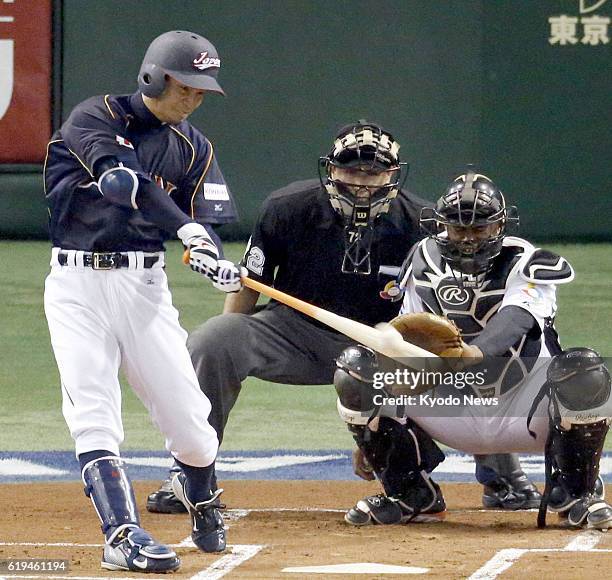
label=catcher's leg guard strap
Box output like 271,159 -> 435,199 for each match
548,420 -> 609,499
82,456 -> 140,535
351,417 -> 445,496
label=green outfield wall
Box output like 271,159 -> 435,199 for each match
1,1 -> 610,241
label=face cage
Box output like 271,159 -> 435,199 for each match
317,158 -> 408,275
420,206 -> 518,279
318,159 -> 406,222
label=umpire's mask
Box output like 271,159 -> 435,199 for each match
318,121 -> 406,275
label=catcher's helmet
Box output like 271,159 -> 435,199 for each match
138,30 -> 224,98
420,170 -> 518,276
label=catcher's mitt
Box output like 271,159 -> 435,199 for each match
388,312 -> 465,357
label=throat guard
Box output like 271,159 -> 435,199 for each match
319,120 -> 407,275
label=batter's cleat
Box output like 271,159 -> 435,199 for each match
101,524 -> 180,573
482,475 -> 542,510
345,480 -> 447,526
549,474 -> 605,514
171,472 -> 226,552
146,467 -> 187,514
563,494 -> 612,530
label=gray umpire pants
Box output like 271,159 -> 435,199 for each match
186,304 -> 527,487
187,304 -> 355,443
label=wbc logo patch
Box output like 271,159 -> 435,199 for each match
193,51 -> 221,70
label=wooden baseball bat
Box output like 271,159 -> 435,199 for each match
242,277 -> 438,362
183,249 -> 437,361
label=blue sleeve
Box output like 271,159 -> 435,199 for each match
181,139 -> 238,225
470,306 -> 537,357
61,98 -> 142,176
63,98 -> 193,234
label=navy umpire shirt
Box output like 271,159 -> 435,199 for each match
44,92 -> 237,252
242,178 -> 428,327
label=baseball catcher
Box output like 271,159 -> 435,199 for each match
335,170 -> 611,529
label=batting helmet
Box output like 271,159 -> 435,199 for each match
138,30 -> 224,98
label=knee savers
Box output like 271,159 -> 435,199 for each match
548,348 -> 611,429
82,456 -> 140,535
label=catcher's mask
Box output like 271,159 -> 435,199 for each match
318,120 -> 407,275
420,169 -> 518,281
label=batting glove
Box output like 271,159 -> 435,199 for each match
213,260 -> 245,293
177,223 -> 244,293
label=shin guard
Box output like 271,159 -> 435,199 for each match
82,456 -> 140,536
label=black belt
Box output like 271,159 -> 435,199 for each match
57,252 -> 160,269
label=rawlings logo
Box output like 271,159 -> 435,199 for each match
193,51 -> 221,70
436,284 -> 471,306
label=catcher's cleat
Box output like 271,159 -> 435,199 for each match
562,494 -> 612,530
345,480 -> 447,526
101,524 -> 180,573
549,474 -> 605,514
171,472 -> 226,552
482,475 -> 542,510
146,467 -> 187,514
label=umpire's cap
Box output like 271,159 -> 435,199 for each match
328,120 -> 400,172
138,30 -> 224,98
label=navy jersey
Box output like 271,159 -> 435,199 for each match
44,92 -> 238,252
242,178 -> 428,327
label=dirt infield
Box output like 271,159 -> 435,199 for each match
0,481 -> 610,578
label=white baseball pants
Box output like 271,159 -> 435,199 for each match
44,249 -> 218,467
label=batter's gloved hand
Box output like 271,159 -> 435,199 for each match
177,223 -> 244,293
211,260 -> 244,293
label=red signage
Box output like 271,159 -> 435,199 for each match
0,0 -> 52,163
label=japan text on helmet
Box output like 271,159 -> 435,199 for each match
138,30 -> 224,98
319,121 -> 405,225
420,170 -> 519,276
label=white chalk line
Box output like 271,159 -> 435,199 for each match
0,511 -> 261,580
0,544 -> 264,580
190,544 -> 265,580
467,530 -> 608,579
2,511 -> 608,579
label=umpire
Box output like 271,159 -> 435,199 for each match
147,121 -> 539,513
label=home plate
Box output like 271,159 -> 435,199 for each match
282,563 -> 429,574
